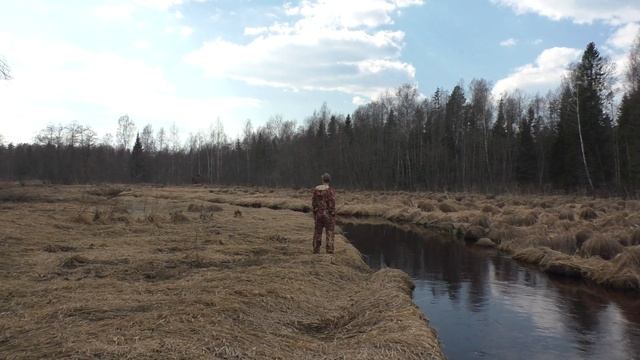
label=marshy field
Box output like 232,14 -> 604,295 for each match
2,183 -> 640,359
0,184 -> 442,359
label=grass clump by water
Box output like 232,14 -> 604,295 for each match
438,202 -> 457,213
579,235 -> 624,260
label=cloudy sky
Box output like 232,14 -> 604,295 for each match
0,0 -> 639,143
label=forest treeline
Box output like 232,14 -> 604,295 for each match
1,40 -> 640,195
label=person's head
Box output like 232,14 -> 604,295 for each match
321,173 -> 331,184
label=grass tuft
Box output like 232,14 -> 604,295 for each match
417,200 -> 435,212
438,202 -> 457,213
558,210 -> 575,221
579,235 -> 624,260
579,207 -> 598,220
575,229 -> 593,248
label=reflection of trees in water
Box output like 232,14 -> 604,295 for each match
490,254 -> 519,283
342,223 -> 491,310
343,222 -> 640,359
548,278 -> 640,357
547,279 -> 613,355
619,302 -> 640,357
465,249 -> 490,312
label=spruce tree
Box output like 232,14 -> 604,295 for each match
552,43 -> 614,189
574,42 -> 614,187
516,107 -> 538,184
130,134 -> 145,182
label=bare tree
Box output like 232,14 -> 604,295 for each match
141,124 -> 156,152
169,123 -> 180,153
101,133 -> 114,147
65,121 -> 83,147
116,115 -> 136,150
35,124 -> 64,146
80,126 -> 98,148
156,127 -> 166,152
626,32 -> 640,93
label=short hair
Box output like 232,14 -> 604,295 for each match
321,173 -> 331,183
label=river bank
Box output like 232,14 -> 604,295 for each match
0,184 -> 444,359
199,186 -> 640,292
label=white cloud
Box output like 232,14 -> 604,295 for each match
491,0 -> 640,25
95,0 -> 183,21
500,38 -> 518,47
95,4 -> 135,21
602,23 -> 639,95
493,47 -> 582,97
284,0 -> 423,29
352,96 -> 368,105
134,40 -> 152,49
607,22 -> 640,49
180,26 -> 193,37
244,27 -> 269,36
0,32 -> 260,143
533,38 -> 543,45
134,0 -> 184,11
186,0 -> 423,99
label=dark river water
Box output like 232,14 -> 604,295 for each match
340,221 -> 640,360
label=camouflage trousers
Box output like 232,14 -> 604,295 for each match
313,213 -> 335,254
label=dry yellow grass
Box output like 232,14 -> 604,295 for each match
0,184 -> 444,359
198,186 -> 640,292
579,235 -> 624,260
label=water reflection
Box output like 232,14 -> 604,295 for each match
340,221 -> 640,360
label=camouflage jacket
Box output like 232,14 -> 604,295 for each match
312,184 -> 336,217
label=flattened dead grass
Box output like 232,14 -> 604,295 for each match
200,186 -> 640,292
0,184 -> 444,359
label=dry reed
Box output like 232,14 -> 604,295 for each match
0,184 -> 445,359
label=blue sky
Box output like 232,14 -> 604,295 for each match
0,0 -> 639,144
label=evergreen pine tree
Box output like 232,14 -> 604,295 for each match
130,134 -> 145,182
516,106 -> 538,184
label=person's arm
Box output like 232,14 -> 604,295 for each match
312,189 -> 320,215
327,188 -> 336,217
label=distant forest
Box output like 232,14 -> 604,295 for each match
1,40 -> 640,195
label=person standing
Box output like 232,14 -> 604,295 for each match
312,173 -> 336,254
